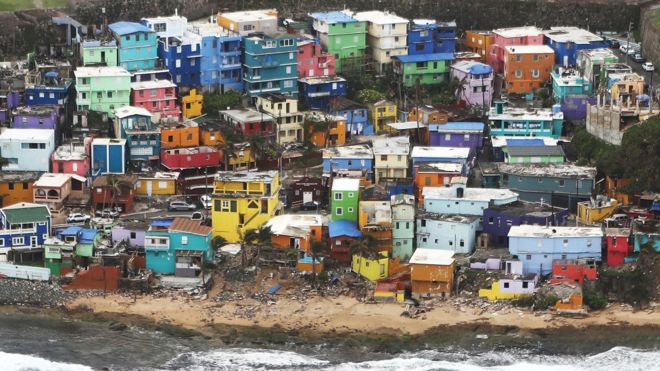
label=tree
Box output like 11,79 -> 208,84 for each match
203,92 -> 242,117
357,89 -> 386,104
349,235 -> 379,278
239,228 -> 258,269
212,235 -> 227,253
103,175 -> 133,212
309,240 -> 328,283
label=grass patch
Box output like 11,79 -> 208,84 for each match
0,0 -> 68,12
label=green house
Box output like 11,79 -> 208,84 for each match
330,178 -> 361,223
74,66 -> 131,118
81,40 -> 118,67
504,145 -> 565,164
44,238 -> 75,276
75,229 -> 100,258
309,11 -> 367,72
393,53 -> 454,87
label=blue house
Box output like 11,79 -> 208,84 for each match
407,20 -> 456,55
483,201 -> 569,246
145,217 -> 213,276
489,101 -> 564,139
330,97 -> 373,136
490,136 -> 560,162
423,181 -> 519,216
416,212 -> 480,254
243,32 -> 298,98
196,28 -> 242,93
410,146 -> 470,175
158,35 -> 201,88
508,225 -> 603,275
25,74 -> 73,107
551,67 -> 592,102
322,144 -> 374,180
113,106 -> 160,164
479,162 -> 596,213
0,202 -> 51,262
632,219 -> 660,253
109,22 -> 158,72
543,27 -> 608,67
91,138 -> 127,176
298,76 -> 347,110
428,122 -> 485,151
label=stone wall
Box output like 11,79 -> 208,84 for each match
586,104 -> 624,145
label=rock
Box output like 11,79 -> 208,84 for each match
108,322 -> 127,331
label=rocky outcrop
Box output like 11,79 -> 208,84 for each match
640,3 -> 660,70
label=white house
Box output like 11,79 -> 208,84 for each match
423,179 -> 519,216
353,10 -> 408,73
416,212 -> 480,254
0,129 -> 55,172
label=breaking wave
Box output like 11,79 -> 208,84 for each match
0,351 -> 93,371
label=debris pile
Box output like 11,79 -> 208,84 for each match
0,278 -> 73,307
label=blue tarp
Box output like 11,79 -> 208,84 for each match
468,63 -> 492,75
309,11 -> 357,24
506,139 -> 545,147
108,21 -> 152,36
151,219 -> 174,228
78,228 -> 98,243
298,255 -> 323,264
58,226 -> 83,237
395,53 -> 455,63
328,220 -> 362,238
651,201 -> 660,212
45,71 -> 59,78
429,122 -> 485,131
267,283 -> 282,295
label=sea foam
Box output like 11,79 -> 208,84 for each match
0,351 -> 93,371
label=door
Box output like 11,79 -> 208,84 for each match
101,51 -> 106,63
30,236 -> 37,248
323,68 -> 329,75
303,191 -> 313,204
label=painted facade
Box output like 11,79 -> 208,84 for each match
353,10 -> 409,74
488,26 -> 544,74
309,11 -> 367,73
544,27 -> 608,67
136,172 -> 179,196
605,228 -> 631,266
11,105 -> 58,131
393,53 -> 454,87
328,219 -> 361,262
243,33 -> 298,98
306,112 -> 347,147
483,201 -> 569,246
131,80 -> 181,120
81,40 -> 118,67
91,175 -> 137,212
296,38 -> 336,78
160,121 -> 200,149
577,197 -> 618,225
330,178 -> 360,223
410,248 -> 455,298
145,218 -> 213,276
450,61 -> 493,109
108,22 -> 158,72
298,76 -> 347,110
464,30 -> 493,60
322,144 -> 373,180
330,97 -> 372,136
391,194 -> 415,261
0,202 -> 51,261
503,45 -> 554,94
414,162 -> 463,205
416,212 -> 480,254
91,138 -> 127,175
75,66 -> 132,118
160,146 -> 220,170
220,108 -> 275,138
504,145 -> 566,164
428,122 -> 484,151
182,89 -> 203,118
0,173 -> 39,208
255,93 -> 304,144
373,136 -> 409,184
407,20 -> 456,55
423,181 -> 519,216
488,101 -> 564,139
51,144 -> 89,177
0,129 -> 55,172
217,9 -> 278,36
352,251 -> 390,281
368,100 -> 397,134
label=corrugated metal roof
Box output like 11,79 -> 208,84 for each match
1,203 -> 50,224
169,217 -> 211,236
109,21 -> 153,36
507,145 -> 565,157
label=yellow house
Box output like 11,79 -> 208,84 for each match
352,251 -> 389,281
577,197 -> 618,224
211,170 -> 281,242
182,89 -> 203,118
368,100 -> 397,134
225,142 -> 257,171
372,135 -> 410,183
479,281 -> 531,301
136,172 -> 180,196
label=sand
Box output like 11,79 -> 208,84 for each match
67,293 -> 660,336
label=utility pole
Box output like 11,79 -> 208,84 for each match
625,21 -> 633,63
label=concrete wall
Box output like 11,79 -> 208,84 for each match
586,103 -> 624,145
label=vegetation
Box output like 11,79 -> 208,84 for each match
309,240 -> 328,282
582,285 -> 608,310
349,235 -> 379,277
0,0 -> 67,11
203,92 -> 242,116
598,243 -> 658,308
511,295 -> 535,308
356,89 -> 386,104
533,293 -> 559,310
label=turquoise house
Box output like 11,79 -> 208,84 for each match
109,22 -> 158,72
632,220 -> 660,253
145,218 -> 213,277
551,67 -> 592,102
488,101 -> 564,139
243,32 -> 298,98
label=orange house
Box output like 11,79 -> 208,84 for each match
0,172 -> 39,207
199,122 -> 226,147
306,113 -> 346,148
464,30 -> 494,61
358,201 -> 393,253
503,45 -> 554,94
266,214 -> 324,254
160,121 -> 200,149
414,162 -> 464,206
605,176 -> 631,206
410,248 -> 455,298
408,106 -> 448,125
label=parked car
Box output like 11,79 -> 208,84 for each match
619,44 -> 630,54
200,195 -> 212,210
606,39 -> 620,48
168,200 -> 197,211
300,201 -> 320,211
67,213 -> 91,223
95,208 -> 120,218
642,62 -> 655,72
627,48 -> 638,56
632,54 -> 645,63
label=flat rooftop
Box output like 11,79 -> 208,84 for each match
410,248 -> 455,266
214,170 -> 278,183
0,128 -> 54,141
131,79 -> 177,90
0,171 -> 41,182
74,66 -> 131,78
221,108 -> 273,122
353,10 -> 408,25
411,146 -> 470,159
493,26 -> 543,38
506,145 -> 565,157
372,136 -> 410,155
492,163 -> 597,179
504,45 -> 555,54
322,144 -> 373,159
544,27 -> 603,44
429,122 -> 485,133
418,211 -> 480,224
487,200 -> 567,216
52,144 -> 86,161
488,105 -> 563,121
220,9 -> 278,22
491,136 -> 560,148
34,173 -> 73,188
416,162 -> 463,173
423,186 -> 519,202
508,225 -> 603,238
309,11 -> 359,24
331,177 -> 360,191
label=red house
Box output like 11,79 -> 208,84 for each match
297,38 -> 336,78
605,228 -> 631,267
91,175 -> 138,212
550,258 -> 598,285
219,108 -> 275,137
131,79 -> 181,121
51,143 -> 90,178
328,220 -> 361,263
160,146 -> 221,170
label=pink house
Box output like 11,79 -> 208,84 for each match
450,60 -> 494,110
51,143 -> 90,177
131,79 -> 181,121
297,39 -> 336,78
487,26 -> 543,74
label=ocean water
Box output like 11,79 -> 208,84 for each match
1,346 -> 658,371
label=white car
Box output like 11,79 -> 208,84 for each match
642,62 -> 655,72
67,213 -> 91,223
200,195 -> 212,209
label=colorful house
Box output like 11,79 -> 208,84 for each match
220,108 -> 275,138
91,175 -> 137,212
243,32 -> 298,98
393,53 -> 454,87
353,10 -> 408,74
51,143 -> 89,177
24,73 -> 73,113
450,61 -> 493,110
131,80 -> 181,120
191,19 -> 243,93
290,177 -> 324,210
145,217 -> 213,277
211,171 -> 281,242
0,129 -> 55,172
296,38 -> 336,78
43,237 -> 75,276
136,172 -> 180,196
508,225 -> 603,275
111,221 -> 149,248
577,196 -> 618,225
160,146 -> 220,170
373,136 -> 409,184
11,105 -> 58,131
108,21 -> 158,72
328,219 -> 361,262
464,30 -> 493,60
368,100 -> 397,134
504,145 -> 565,164
550,258 -> 598,285
352,251 -> 390,281
308,11 -> 367,73
390,194 -> 415,261
112,106 -> 160,164
423,180 -> 518,216
428,122 -> 484,151
358,200 -> 392,253
576,48 -> 618,90
266,214 -> 324,252
502,45 -> 554,94
255,93 -> 305,144
330,97 -> 372,136
330,178 -> 360,223
74,66 -> 132,118
0,202 -> 51,263
407,19 -> 456,55
305,111 -> 347,147
414,162 -> 464,205
75,228 -> 100,259
160,120 -> 200,149
217,9 -> 278,36
544,27 -> 608,67
605,228 -> 631,266
488,26 -> 544,74
632,219 -> 660,253
410,248 -> 455,298
0,172 -> 40,208
488,101 -> 564,138
81,39 -> 118,67
416,212 -> 480,254
408,105 -> 448,126
0,90 -> 20,124
182,89 -> 203,118
91,138 -> 127,175
479,260 -> 538,301
32,173 -> 83,216
410,146 -> 470,175
551,67 -> 592,103
322,144 -> 373,180
483,201 -> 569,246
298,76 -> 347,110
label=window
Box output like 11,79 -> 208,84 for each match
348,207 -> 354,213
531,69 -> 540,78
444,133 -> 451,141
130,232 -> 136,239
280,39 -> 293,47
488,217 -> 494,224
22,182 -> 28,190
283,80 -> 293,88
8,183 -> 14,190
559,179 -> 565,187
243,24 -> 254,31
526,254 -> 532,260
12,237 -> 24,246
286,66 -> 291,74
503,282 -> 510,289
422,237 -> 427,243
459,240 -> 465,247
154,23 -> 166,33
334,192 -> 342,200
587,239 -> 592,247
514,69 -> 522,78
464,134 -> 470,141
537,178 -> 543,183
336,207 -> 343,215
421,219 -> 426,227
181,236 -> 188,245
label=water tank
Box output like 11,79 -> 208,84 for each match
552,104 -> 562,113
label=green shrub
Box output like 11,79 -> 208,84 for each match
534,294 -> 559,310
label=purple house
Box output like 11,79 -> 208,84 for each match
0,90 -> 20,123
428,122 -> 485,152
450,60 -> 493,110
11,105 -> 59,130
111,221 -> 148,248
483,200 -> 569,246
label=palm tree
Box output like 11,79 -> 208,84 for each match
101,175 -> 133,213
212,235 -> 227,253
309,240 -> 328,283
349,235 -> 379,278
239,228 -> 259,269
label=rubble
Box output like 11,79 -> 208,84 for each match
0,278 -> 74,307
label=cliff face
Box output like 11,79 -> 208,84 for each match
640,4 -> 660,70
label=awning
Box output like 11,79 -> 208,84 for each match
175,250 -> 203,257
